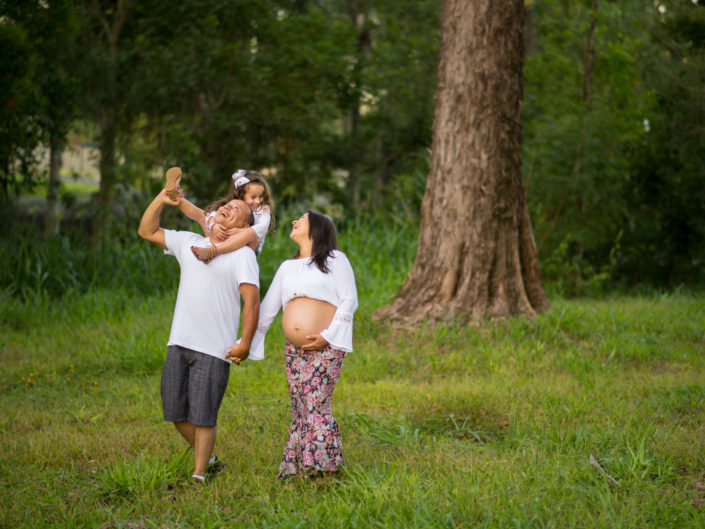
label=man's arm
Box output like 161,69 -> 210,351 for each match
226,282 -> 260,365
138,189 -> 179,249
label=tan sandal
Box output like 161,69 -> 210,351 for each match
165,167 -> 182,200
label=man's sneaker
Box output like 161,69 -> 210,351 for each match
207,455 -> 226,475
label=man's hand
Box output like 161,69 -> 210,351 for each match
301,333 -> 329,351
161,187 -> 183,207
226,342 -> 250,365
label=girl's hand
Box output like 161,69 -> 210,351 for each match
301,334 -> 329,351
211,224 -> 232,241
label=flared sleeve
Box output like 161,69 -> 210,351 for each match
248,262 -> 284,360
319,251 -> 358,352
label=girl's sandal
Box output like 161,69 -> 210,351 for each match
191,245 -> 218,263
165,167 -> 182,200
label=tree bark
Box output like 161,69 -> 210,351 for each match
582,0 -> 599,103
45,133 -> 63,237
346,8 -> 371,210
375,0 -> 547,325
93,114 -> 117,245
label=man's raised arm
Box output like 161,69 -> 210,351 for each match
138,189 -> 180,249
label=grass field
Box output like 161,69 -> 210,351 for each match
2,288 -> 704,528
1,219 -> 704,528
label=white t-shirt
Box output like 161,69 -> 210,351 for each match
250,249 -> 357,359
164,229 -> 260,362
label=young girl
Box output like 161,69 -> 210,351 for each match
176,169 -> 275,263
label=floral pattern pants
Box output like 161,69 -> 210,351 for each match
277,341 -> 347,479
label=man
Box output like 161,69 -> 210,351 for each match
138,188 -> 260,483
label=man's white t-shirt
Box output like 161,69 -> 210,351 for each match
164,230 -> 260,363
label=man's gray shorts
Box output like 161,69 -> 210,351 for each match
161,345 -> 230,427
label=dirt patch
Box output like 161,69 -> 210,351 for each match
688,474 -> 705,510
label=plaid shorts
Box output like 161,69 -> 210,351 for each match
160,345 -> 230,427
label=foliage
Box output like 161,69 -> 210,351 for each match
523,0 -> 653,290
524,0 -> 705,290
617,0 -> 705,286
140,0 -> 440,213
1,0 -> 705,289
0,15 -> 41,197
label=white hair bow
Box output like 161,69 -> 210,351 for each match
232,169 -> 250,188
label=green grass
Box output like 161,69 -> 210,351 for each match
1,218 -> 704,527
1,289 -> 704,528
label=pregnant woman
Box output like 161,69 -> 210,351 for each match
248,211 -> 357,479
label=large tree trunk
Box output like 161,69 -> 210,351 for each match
375,0 -> 547,325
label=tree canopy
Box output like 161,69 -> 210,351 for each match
1,0 -> 704,290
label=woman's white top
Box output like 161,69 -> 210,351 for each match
250,249 -> 358,359
206,205 -> 271,254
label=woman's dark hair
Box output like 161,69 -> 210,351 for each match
299,210 -> 337,273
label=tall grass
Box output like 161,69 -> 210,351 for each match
0,207 -> 417,303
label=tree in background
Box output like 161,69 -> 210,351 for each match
143,0 -> 439,213
2,0 -> 704,291
78,0 -> 142,242
138,0 -> 356,206
621,0 -> 705,285
377,0 -> 548,324
521,0 -> 705,290
522,0 -> 651,292
341,0 -> 440,216
0,14 -> 41,199
3,0 -> 82,236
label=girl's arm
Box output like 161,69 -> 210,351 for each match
215,227 -> 258,254
191,225 -> 258,263
213,211 -> 270,254
178,198 -> 208,234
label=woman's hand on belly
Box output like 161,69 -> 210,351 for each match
301,333 -> 329,351
282,297 -> 336,348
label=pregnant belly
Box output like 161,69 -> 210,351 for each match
282,297 -> 337,347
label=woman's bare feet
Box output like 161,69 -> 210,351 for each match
191,245 -> 218,263
165,167 -> 182,200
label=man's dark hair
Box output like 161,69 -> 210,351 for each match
300,210 -> 338,273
